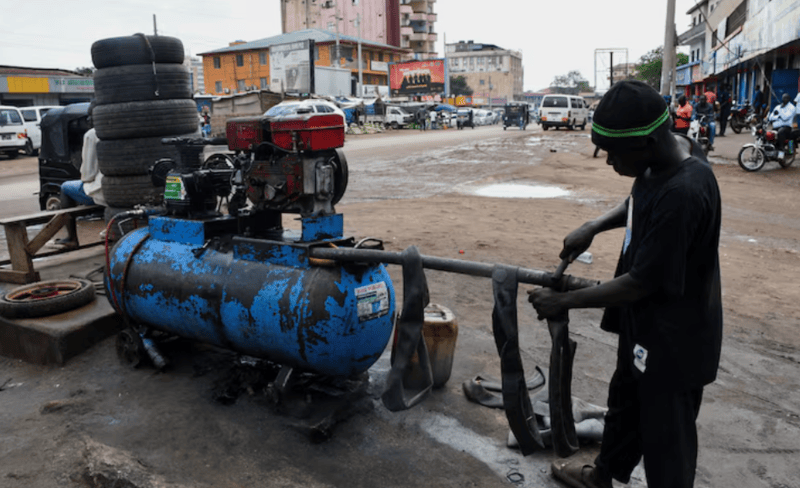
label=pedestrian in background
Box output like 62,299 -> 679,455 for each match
530,80 -> 722,488
673,95 -> 693,135
753,85 -> 765,120
717,84 -> 731,136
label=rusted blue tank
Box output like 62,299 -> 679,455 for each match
105,217 -> 396,376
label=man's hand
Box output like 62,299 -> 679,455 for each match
560,223 -> 595,262
527,287 -> 567,320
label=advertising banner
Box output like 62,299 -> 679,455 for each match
389,59 -> 446,96
270,40 -> 315,94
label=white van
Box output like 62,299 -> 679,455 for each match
20,106 -> 59,156
383,105 -> 414,129
0,105 -> 28,159
539,95 -> 589,131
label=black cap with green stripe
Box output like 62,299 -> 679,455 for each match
591,80 -> 670,150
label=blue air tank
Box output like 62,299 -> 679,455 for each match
105,225 -> 396,377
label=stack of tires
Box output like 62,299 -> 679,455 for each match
91,34 -> 200,236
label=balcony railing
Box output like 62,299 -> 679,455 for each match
678,22 -> 706,45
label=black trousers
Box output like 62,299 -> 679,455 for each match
719,108 -> 730,134
776,126 -> 792,150
594,366 -> 704,488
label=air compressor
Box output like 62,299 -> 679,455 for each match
105,111 -> 396,379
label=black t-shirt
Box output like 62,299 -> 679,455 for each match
600,156 -> 723,390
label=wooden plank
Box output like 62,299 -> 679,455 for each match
25,213 -> 70,255
0,205 -> 102,227
0,269 -> 39,284
5,223 -> 34,277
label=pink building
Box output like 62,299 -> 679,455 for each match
282,0 -> 437,60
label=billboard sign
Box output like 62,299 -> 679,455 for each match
389,59 -> 446,96
270,40 -> 315,94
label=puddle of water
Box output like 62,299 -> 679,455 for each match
474,183 -> 570,199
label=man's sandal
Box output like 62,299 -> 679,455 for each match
551,459 -> 612,488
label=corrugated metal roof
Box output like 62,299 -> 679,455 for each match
0,65 -> 82,77
199,29 -> 404,56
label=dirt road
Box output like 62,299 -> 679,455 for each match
1,125 -> 799,487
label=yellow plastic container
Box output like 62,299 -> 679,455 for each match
392,303 -> 458,389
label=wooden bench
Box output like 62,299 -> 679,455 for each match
0,205 -> 105,284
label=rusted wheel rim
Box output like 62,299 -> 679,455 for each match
5,280 -> 84,302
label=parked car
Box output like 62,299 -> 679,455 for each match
20,105 -> 59,156
0,105 -> 28,159
264,99 -> 346,126
456,109 -> 475,129
539,94 -> 589,130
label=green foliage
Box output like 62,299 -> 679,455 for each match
551,70 -> 592,94
74,67 -> 95,76
450,76 -> 473,96
634,47 -> 690,91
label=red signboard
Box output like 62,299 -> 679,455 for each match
389,59 -> 446,95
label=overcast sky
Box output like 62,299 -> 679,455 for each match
3,0 -> 699,91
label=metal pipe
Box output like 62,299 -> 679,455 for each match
308,247 -> 600,290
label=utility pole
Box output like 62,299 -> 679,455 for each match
356,13 -> 363,96
153,14 -> 158,36
660,0 -> 677,99
334,3 -> 340,68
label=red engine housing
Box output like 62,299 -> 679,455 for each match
225,113 -> 345,153
766,131 -> 776,142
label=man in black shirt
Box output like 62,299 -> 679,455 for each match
529,80 -> 723,488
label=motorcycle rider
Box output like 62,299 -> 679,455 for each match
673,95 -> 692,135
768,93 -> 795,156
694,95 -> 716,151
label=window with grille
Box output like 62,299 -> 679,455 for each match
213,57 -> 221,69
236,55 -> 244,67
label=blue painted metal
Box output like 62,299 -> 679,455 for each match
106,227 -> 396,376
301,214 -> 344,241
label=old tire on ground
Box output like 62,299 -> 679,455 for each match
91,35 -> 184,69
104,206 -> 148,241
102,175 -> 165,208
0,279 -> 96,319
93,99 -> 198,140
93,64 -> 192,105
97,136 -> 184,176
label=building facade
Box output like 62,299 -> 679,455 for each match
0,66 -> 94,107
677,0 -> 800,109
186,56 -> 205,94
282,0 -> 436,60
445,41 -> 523,106
199,29 -> 409,97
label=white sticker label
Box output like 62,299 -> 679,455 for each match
633,344 -> 648,373
355,282 -> 389,322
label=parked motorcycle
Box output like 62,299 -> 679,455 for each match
737,121 -> 797,172
688,114 -> 711,155
729,101 -> 753,134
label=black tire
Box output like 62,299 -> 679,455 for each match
730,118 -> 743,134
94,64 -> 192,105
92,35 -> 184,69
97,135 -> 185,176
580,119 -> 586,130
0,279 -> 96,319
737,146 -> 766,172
93,99 -> 199,140
391,121 -> 399,130
24,140 -> 38,157
5,151 -> 19,159
102,175 -> 165,207
542,125 -> 549,131
779,151 -> 795,168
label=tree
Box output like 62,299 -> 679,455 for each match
450,76 -> 473,96
550,70 -> 592,95
634,47 -> 689,91
74,67 -> 95,76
